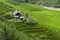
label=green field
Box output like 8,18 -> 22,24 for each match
0,0 -> 60,40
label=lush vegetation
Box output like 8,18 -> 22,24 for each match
42,0 -> 60,7
5,0 -> 60,7
0,0 -> 60,40
0,2 -> 15,18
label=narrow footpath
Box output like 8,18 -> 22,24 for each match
42,6 -> 60,11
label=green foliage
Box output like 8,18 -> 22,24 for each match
4,0 -> 60,7
5,0 -> 40,5
0,21 -> 33,40
0,0 -> 60,40
0,2 -> 14,15
42,0 -> 60,7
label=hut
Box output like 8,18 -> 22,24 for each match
12,10 -> 24,20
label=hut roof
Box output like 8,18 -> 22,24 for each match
12,10 -> 20,16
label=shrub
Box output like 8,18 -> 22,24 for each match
26,18 -> 37,25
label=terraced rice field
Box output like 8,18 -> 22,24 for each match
0,0 -> 60,40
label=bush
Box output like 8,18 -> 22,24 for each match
26,18 -> 37,25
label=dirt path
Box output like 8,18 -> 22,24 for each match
42,6 -> 60,11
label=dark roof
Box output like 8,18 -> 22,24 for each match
15,13 -> 22,16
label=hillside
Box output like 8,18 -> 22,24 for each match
16,3 -> 60,29
42,0 -> 60,7
0,0 -> 60,40
4,0 -> 60,7
0,2 -> 15,18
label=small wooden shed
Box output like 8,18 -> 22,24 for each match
12,10 -> 24,20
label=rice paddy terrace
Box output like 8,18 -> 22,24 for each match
0,0 -> 60,40
5,0 -> 22,5
0,2 -> 15,18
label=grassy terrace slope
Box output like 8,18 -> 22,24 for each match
0,2 -> 15,18
0,1 -> 60,40
12,3 -> 60,40
16,3 -> 60,29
